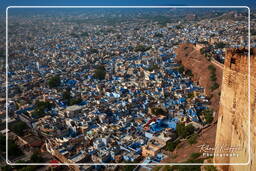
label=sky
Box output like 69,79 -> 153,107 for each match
0,0 -> 254,17
0,0 -> 255,20
0,0 -> 256,7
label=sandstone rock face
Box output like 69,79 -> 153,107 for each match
176,43 -> 213,96
175,43 -> 222,112
214,48 -> 256,171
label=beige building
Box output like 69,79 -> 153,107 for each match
142,134 -> 170,157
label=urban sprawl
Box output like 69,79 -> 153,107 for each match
0,9 -> 255,171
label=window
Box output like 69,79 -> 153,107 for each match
231,58 -> 236,64
230,58 -> 236,68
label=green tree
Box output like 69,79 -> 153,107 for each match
171,165 -> 201,171
30,152 -> 44,163
0,133 -> 5,153
154,33 -> 163,37
32,101 -> 54,118
151,107 -> 166,116
122,165 -> 136,171
176,123 -> 195,138
201,109 -> 214,124
205,166 -> 217,171
94,65 -> 106,80
187,92 -> 194,99
70,33 -> 79,38
211,82 -> 219,91
48,75 -> 61,88
122,161 -> 136,171
170,158 -> 204,171
210,74 -> 217,81
35,101 -> 54,111
8,139 -> 23,158
176,123 -> 186,137
252,29 -> 256,36
134,45 -> 151,52
208,65 -> 216,72
62,88 -> 71,101
215,42 -> 226,49
0,51 -> 5,58
70,98 -> 83,105
80,32 -> 89,37
208,64 -> 219,91
188,134 -> 198,145
152,166 -> 162,171
1,165 -> 12,171
178,65 -> 185,73
88,48 -> 98,54
185,124 -> 195,135
166,140 -> 180,152
189,152 -> 201,159
205,113 -> 214,124
19,165 -> 37,171
10,121 -> 28,136
116,35 -> 122,39
14,161 -> 27,169
148,64 -> 159,72
185,69 -> 193,76
175,25 -> 183,29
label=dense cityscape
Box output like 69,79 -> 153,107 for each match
0,8 -> 255,171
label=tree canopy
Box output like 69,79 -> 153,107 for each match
188,134 -> 198,145
32,100 -> 54,118
166,140 -> 180,152
134,45 -> 151,52
151,107 -> 166,116
48,75 -> 61,88
10,121 -> 28,136
94,65 -> 106,80
176,123 -> 195,138
215,42 -> 226,49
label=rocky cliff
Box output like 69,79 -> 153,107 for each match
175,43 -> 222,113
214,48 -> 256,171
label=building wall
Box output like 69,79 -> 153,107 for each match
142,146 -> 158,157
214,48 -> 256,171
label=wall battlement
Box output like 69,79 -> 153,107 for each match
225,48 -> 256,73
214,48 -> 256,171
